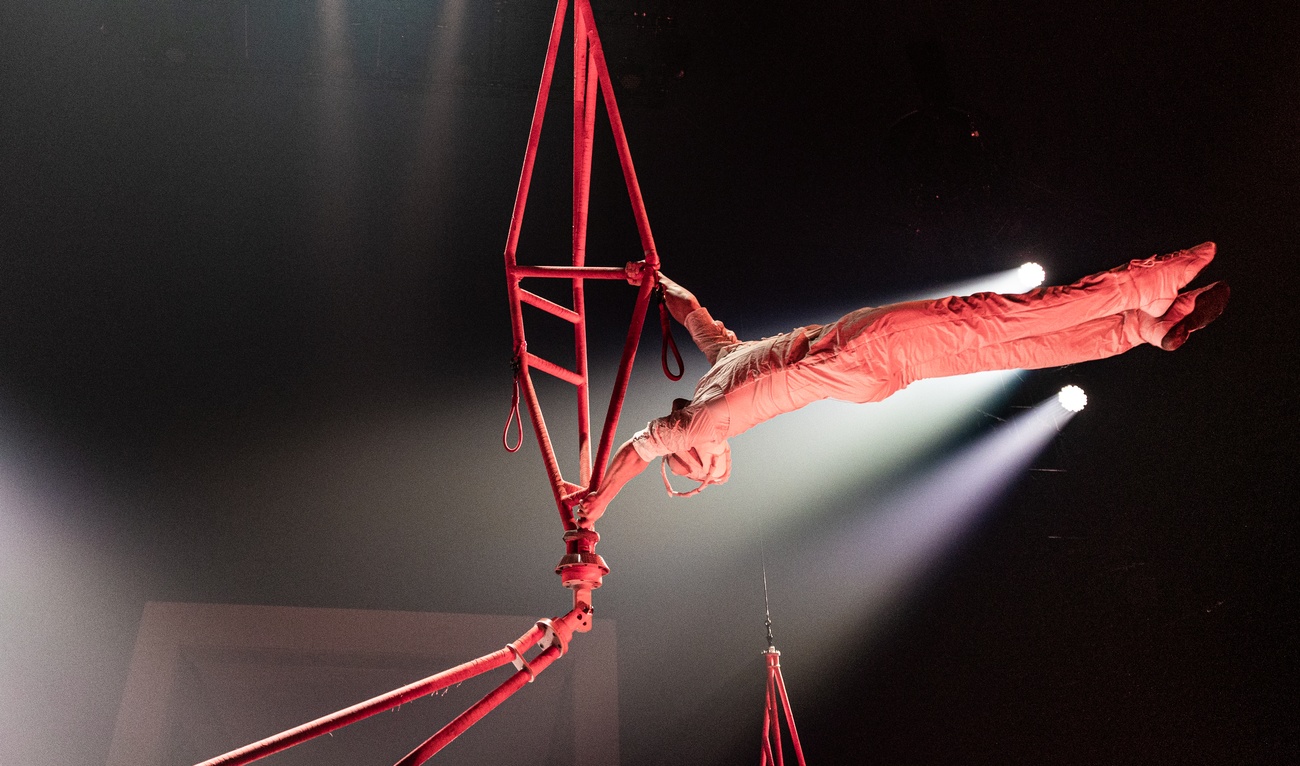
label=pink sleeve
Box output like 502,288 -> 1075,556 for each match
683,307 -> 739,365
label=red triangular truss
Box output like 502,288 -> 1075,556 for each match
502,0 -> 663,535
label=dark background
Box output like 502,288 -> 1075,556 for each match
2,1 -> 1297,764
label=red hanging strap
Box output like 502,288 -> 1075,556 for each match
656,286 -> 684,381
503,356 -> 524,453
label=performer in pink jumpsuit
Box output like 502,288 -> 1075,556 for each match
573,242 -> 1228,527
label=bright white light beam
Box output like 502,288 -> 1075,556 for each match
777,393 -> 1080,670
938,261 -> 1047,300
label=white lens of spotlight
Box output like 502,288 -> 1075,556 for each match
1058,385 -> 1087,412
1018,262 -> 1046,289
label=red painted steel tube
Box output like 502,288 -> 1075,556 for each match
501,0 -> 568,517
576,44 -> 600,487
525,352 -> 585,387
193,624 -> 547,766
502,0 -> 568,491
502,0 -> 568,274
584,48 -> 599,135
764,671 -> 774,764
393,644 -> 565,766
759,651 -> 805,766
572,12 -> 594,485
573,292 -> 593,489
761,681 -> 777,766
576,0 -> 659,269
590,275 -> 656,488
518,289 -> 581,323
510,264 -> 628,280
518,358 -> 575,527
774,666 -> 807,766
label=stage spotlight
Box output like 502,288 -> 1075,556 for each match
1018,262 -> 1045,290
917,261 -> 1047,301
1058,385 -> 1087,412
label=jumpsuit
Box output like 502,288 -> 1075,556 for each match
630,244 -> 1215,484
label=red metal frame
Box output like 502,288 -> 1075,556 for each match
193,616 -> 561,766
193,2 -> 661,763
760,648 -> 807,766
504,0 -> 662,532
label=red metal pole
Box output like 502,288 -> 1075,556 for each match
502,0 -> 569,275
761,697 -> 776,766
502,0 -> 569,515
511,264 -> 628,280
393,645 -> 565,766
525,352 -> 585,387
193,624 -> 547,766
576,0 -> 659,269
566,0 -> 663,483
572,7 -> 595,486
393,609 -> 585,765
758,649 -> 805,766
769,667 -> 784,766
518,289 -> 582,322
519,357 -> 577,528
761,669 -> 777,766
775,666 -> 807,766
590,274 -> 657,488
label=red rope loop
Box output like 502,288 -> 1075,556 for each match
656,288 -> 684,381
503,357 -> 523,452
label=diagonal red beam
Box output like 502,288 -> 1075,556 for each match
518,288 -> 582,323
576,0 -> 660,269
502,0 -> 569,275
192,624 -> 547,766
592,275 -> 657,488
393,645 -> 565,766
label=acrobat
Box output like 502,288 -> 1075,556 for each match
572,242 -> 1229,527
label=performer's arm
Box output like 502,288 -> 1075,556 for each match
574,439 -> 649,528
657,274 -> 702,324
657,273 -> 739,364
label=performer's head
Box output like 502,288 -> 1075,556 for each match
661,398 -> 732,486
665,441 -> 732,485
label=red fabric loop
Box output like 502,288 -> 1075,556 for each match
503,365 -> 524,453
659,295 -> 684,381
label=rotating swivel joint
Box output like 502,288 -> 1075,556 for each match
555,527 -> 609,624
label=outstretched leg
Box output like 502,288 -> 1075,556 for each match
906,311 -> 1143,381
902,280 -> 1229,383
826,243 -> 1215,363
